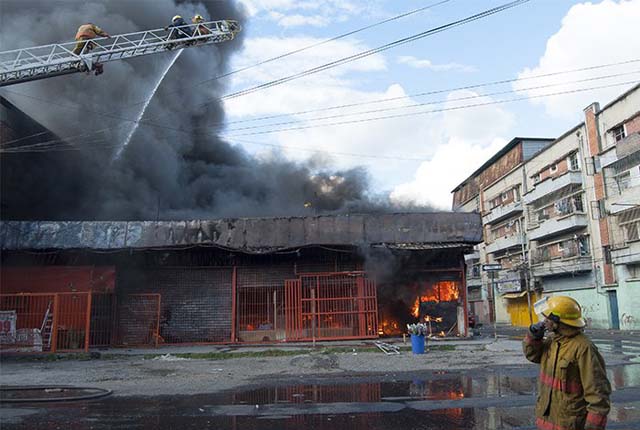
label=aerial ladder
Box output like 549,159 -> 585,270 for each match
0,20 -> 241,87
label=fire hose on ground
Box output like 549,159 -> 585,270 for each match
0,385 -> 113,403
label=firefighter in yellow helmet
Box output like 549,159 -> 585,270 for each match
192,14 -> 211,37
72,23 -> 110,55
523,296 -> 611,430
164,15 -> 191,49
72,23 -> 110,75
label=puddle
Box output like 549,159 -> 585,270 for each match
4,363 -> 640,429
231,372 -> 537,406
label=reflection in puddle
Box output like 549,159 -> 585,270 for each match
232,372 -> 537,406
7,364 -> 640,430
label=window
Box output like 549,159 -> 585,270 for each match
611,125 -> 626,142
625,221 -> 640,242
471,265 -> 480,278
537,207 -> 549,222
578,236 -> 589,256
572,194 -> 584,212
615,171 -> 631,193
568,153 -> 580,171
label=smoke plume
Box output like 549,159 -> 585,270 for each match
0,0 -> 428,221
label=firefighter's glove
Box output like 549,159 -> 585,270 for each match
529,322 -> 545,340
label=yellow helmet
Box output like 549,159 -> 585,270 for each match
534,296 -> 585,328
193,14 -> 204,22
172,15 -> 182,22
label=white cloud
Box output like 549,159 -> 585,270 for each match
223,38 -> 514,210
398,55 -> 476,73
239,0 -> 365,26
390,138 -> 507,210
514,0 -> 640,120
270,13 -> 330,28
390,91 -> 514,209
225,36 -> 387,115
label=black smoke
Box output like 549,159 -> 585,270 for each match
0,0 -> 425,221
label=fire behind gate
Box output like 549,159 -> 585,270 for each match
0,213 -> 481,350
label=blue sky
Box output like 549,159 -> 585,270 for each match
223,0 -> 640,208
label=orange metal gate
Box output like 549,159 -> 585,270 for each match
285,273 -> 378,341
0,293 -> 92,352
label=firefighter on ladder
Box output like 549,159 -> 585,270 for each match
164,15 -> 191,49
192,14 -> 211,38
523,296 -> 611,430
72,23 -> 110,75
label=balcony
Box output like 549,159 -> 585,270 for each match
485,234 -> 523,254
524,171 -> 583,204
466,276 -> 482,288
484,201 -> 523,225
609,184 -> 640,214
532,256 -> 592,277
611,240 -> 640,265
464,251 -> 480,262
529,213 -> 588,241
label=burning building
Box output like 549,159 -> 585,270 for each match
0,213 -> 481,352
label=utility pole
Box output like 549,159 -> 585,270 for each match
490,270 -> 497,339
483,263 -> 502,339
519,220 -> 533,325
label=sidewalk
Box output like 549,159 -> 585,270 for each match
89,335 -> 494,356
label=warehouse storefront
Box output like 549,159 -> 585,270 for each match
0,213 -> 481,352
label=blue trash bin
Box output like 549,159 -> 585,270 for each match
410,334 -> 425,354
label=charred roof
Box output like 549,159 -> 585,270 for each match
1,212 -> 482,254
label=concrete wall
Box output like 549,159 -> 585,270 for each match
524,127 -> 586,195
615,264 -> 640,330
539,272 -> 595,292
597,85 -> 640,150
541,288 -> 610,329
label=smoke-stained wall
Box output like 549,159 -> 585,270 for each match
1,0 -> 394,221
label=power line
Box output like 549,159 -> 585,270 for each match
3,80 -> 637,154
220,71 -> 640,134
175,0 -> 453,96
215,0 -> 532,103
220,80 -> 640,138
216,58 -> 640,128
0,0 -> 452,146
3,56 -> 637,150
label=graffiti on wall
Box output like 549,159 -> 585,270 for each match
621,313 -> 636,329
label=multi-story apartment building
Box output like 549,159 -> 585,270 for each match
452,137 -> 554,325
452,83 -> 640,330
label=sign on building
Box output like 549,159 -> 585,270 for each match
496,278 -> 523,294
482,264 -> 503,271
0,311 -> 17,344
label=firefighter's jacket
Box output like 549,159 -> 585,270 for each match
523,329 -> 611,430
75,24 -> 108,41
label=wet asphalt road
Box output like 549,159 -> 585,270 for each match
2,336 -> 640,429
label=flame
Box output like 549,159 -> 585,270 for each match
378,319 -> 401,336
410,281 -> 460,318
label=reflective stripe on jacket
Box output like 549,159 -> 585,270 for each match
75,24 -> 107,40
523,330 -> 611,430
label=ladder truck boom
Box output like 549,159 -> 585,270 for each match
0,20 -> 241,87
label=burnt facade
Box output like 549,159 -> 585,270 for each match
0,213 -> 481,352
